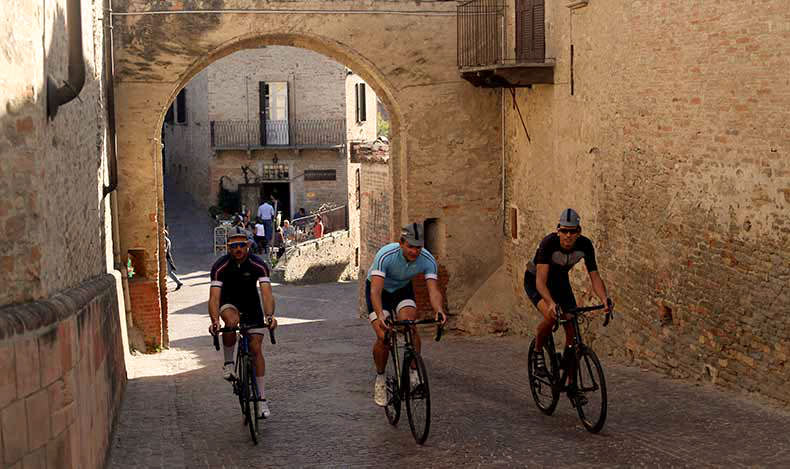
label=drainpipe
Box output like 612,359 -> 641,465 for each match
103,0 -> 118,196
47,0 -> 85,119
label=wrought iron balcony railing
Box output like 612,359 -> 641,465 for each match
210,119 -> 346,149
457,0 -> 553,87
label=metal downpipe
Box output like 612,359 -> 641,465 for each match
47,0 -> 86,119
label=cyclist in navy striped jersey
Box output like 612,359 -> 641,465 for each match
366,223 -> 447,406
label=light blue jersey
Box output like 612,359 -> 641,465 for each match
367,242 -> 439,292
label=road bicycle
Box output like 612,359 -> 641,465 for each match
527,300 -> 614,433
212,321 -> 276,445
383,318 -> 443,445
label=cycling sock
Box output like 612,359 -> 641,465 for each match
256,376 -> 265,399
223,344 -> 235,364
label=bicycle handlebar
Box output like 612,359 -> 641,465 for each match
211,321 -> 276,350
552,301 -> 615,331
386,318 -> 445,342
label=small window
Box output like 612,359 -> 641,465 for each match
176,88 -> 187,124
423,218 -> 444,258
355,83 -> 367,123
355,168 -> 361,210
510,207 -> 518,239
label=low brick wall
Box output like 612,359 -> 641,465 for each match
273,231 -> 356,284
0,274 -> 126,468
128,279 -> 163,351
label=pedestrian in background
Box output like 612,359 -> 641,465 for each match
164,225 -> 184,291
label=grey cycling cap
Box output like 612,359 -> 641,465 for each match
401,222 -> 425,247
558,208 -> 581,227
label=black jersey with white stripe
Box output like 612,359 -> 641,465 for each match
210,253 -> 271,318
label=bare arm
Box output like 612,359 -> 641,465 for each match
426,278 -> 447,324
208,286 -> 221,332
535,263 -> 556,309
259,282 -> 277,329
370,275 -> 386,322
588,270 -> 611,311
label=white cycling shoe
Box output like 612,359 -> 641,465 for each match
257,399 -> 271,419
409,368 -> 421,390
374,374 -> 387,406
222,362 -> 235,381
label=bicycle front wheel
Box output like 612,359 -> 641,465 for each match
527,338 -> 560,415
574,347 -> 607,433
404,354 -> 431,445
243,357 -> 259,444
384,351 -> 401,426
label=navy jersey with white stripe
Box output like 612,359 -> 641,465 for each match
367,242 -> 438,292
210,253 -> 271,318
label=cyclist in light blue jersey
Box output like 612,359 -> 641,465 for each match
366,222 -> 447,406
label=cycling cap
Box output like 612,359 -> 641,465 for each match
226,226 -> 250,241
401,222 -> 425,247
558,208 -> 581,227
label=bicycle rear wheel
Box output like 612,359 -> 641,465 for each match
574,347 -> 607,433
243,357 -> 259,444
527,338 -> 560,415
384,351 -> 401,426
404,354 -> 431,445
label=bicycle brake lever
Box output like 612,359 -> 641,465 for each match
212,333 -> 220,351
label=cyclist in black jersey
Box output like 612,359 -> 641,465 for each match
524,208 -> 612,377
209,227 -> 278,418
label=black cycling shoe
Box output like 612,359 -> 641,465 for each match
532,350 -> 550,378
567,386 -> 588,407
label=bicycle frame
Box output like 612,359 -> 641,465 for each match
386,319 -> 441,398
547,305 -> 608,391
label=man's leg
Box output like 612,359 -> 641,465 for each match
249,334 -> 271,418
370,311 -> 391,407
219,306 -> 240,379
396,305 -> 420,354
534,299 -> 556,351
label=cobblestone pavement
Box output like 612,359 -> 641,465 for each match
107,189 -> 790,468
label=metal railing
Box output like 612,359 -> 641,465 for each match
210,119 -> 346,149
458,0 -> 548,69
458,0 -> 505,68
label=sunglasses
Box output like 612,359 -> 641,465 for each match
228,242 -> 248,249
558,228 -> 580,235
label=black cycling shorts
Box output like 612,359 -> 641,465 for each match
523,271 -> 577,312
365,279 -> 416,322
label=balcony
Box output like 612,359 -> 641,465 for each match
457,0 -> 554,87
210,119 -> 346,150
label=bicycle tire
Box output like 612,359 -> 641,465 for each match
574,347 -> 607,433
404,354 -> 431,445
243,356 -> 259,444
527,338 -> 560,415
236,356 -> 248,424
384,350 -> 401,426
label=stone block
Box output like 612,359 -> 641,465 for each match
21,447 -> 45,469
45,426 -> 71,469
56,318 -> 76,372
0,344 -> 16,408
50,402 -> 75,438
25,388 -> 50,451
38,330 -> 62,388
15,339 -> 40,398
1,399 -> 28,465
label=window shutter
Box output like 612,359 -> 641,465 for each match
165,104 -> 174,124
355,84 -> 360,123
359,84 -> 367,122
176,89 -> 187,123
516,0 -> 545,62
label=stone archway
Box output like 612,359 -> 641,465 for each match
113,3 -> 503,348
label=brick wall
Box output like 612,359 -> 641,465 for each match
463,0 -> 790,404
128,280 -> 163,351
0,275 -> 126,468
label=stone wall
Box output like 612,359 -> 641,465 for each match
1,0 -> 112,305
0,275 -> 126,468
460,0 -> 790,404
209,148 -> 349,219
273,230 -> 356,284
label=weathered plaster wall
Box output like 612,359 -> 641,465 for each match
273,230 -> 356,284
1,0 -> 110,305
1,1 -> 128,467
113,0 -> 503,336
460,0 -> 790,404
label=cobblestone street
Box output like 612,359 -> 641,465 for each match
107,192 -> 790,468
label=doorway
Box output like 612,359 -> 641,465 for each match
260,182 -> 290,223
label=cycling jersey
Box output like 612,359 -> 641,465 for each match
366,242 -> 438,292
524,233 -> 598,310
210,253 -> 271,322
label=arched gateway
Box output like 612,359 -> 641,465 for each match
112,1 -> 503,348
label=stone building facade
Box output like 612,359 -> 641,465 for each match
163,46 -> 378,220
457,0 -> 790,404
0,0 -> 128,467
